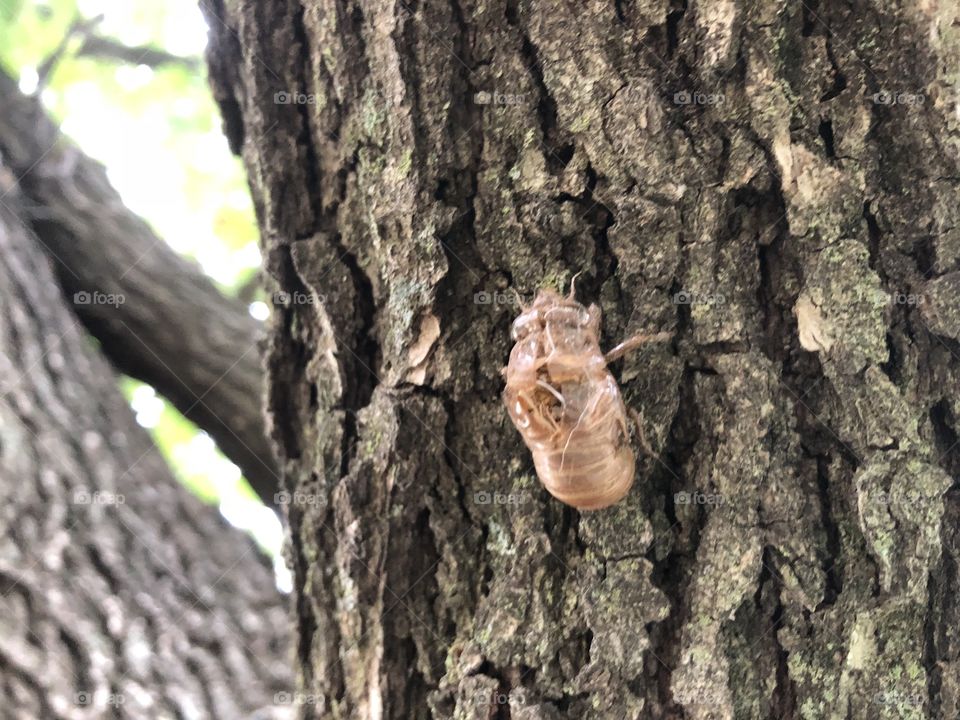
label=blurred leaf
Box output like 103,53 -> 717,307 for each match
214,206 -> 259,251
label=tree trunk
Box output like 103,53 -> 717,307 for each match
204,0 -> 960,717
0,187 -> 291,715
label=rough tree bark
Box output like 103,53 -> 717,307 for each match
0,71 -> 280,505
0,179 -> 291,713
205,0 -> 960,718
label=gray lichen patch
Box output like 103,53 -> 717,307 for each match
854,454 -> 950,598
773,142 -> 864,239
837,603 -> 929,720
921,271 -> 960,339
796,239 -> 888,376
576,556 -> 670,682
577,495 -> 656,559
830,366 -> 921,455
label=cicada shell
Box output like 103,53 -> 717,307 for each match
502,287 -> 665,510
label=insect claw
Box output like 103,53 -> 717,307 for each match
535,381 -> 566,423
629,408 -> 660,462
509,287 -> 529,312
605,331 -> 672,364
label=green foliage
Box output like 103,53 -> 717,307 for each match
0,1 -> 260,293
0,0 -> 75,75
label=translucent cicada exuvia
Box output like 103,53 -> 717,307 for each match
502,283 -> 670,510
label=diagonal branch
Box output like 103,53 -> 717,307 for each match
76,36 -> 201,70
0,69 -> 280,506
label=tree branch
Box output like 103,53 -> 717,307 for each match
0,70 -> 281,507
76,36 -> 200,70
36,13 -> 104,87
36,15 -> 197,88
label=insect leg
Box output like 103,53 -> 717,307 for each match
628,407 -> 661,461
515,387 -> 562,436
544,322 -> 558,354
535,379 -> 565,407
605,331 -> 672,364
509,287 -> 530,312
568,271 -> 583,300
535,381 -> 566,438
558,391 -> 602,473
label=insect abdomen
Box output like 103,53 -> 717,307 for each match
533,440 -> 635,510
513,376 -> 636,510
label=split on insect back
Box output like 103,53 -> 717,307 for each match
501,278 -> 671,510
